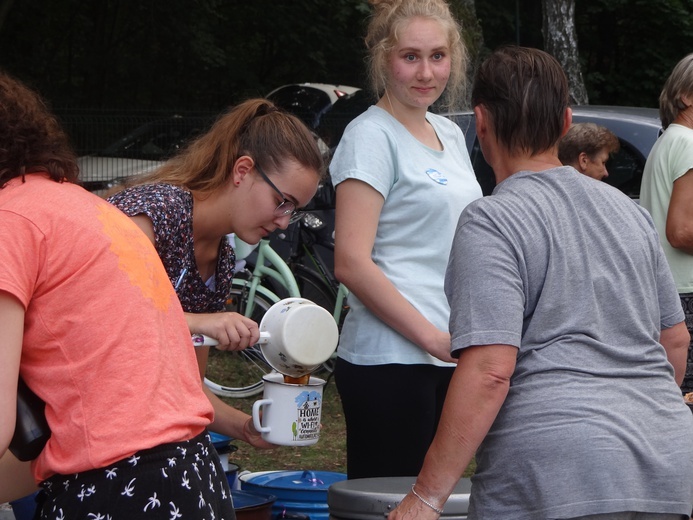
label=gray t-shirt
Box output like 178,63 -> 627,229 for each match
445,166 -> 693,519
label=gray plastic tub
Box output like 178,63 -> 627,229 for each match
328,476 -> 471,520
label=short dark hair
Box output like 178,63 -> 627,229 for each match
558,122 -> 620,166
471,46 -> 570,156
0,70 -> 78,188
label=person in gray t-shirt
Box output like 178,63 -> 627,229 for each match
390,46 -> 693,520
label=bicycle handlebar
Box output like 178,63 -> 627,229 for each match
192,332 -> 271,348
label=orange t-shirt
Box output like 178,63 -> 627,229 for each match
0,175 -> 213,482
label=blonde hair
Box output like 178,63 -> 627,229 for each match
365,0 -> 468,112
136,98 -> 324,193
659,53 -> 693,129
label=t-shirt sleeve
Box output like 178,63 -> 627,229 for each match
0,211 -> 44,308
670,132 -> 693,182
445,204 -> 524,356
108,185 -> 180,259
329,117 -> 397,199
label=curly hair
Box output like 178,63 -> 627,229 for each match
558,123 -> 620,166
134,98 -> 324,193
0,70 -> 78,188
365,0 -> 469,112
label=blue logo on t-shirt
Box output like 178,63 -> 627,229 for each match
425,168 -> 448,185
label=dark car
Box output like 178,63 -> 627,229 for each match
315,89 -> 374,151
266,83 -> 359,138
447,105 -> 662,198
78,115 -> 214,194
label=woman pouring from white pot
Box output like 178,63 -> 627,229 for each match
108,99 -> 325,449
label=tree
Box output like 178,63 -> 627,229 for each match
541,0 -> 589,104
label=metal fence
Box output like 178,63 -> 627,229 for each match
54,109 -> 219,191
55,108 -> 218,156
53,104 -> 364,193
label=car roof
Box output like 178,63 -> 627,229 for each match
266,83 -> 361,130
446,105 -> 662,159
266,83 -> 360,106
443,105 -> 663,199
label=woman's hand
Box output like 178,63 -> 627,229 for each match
389,489 -> 442,520
242,416 -> 275,449
187,312 -> 260,351
422,329 -> 456,364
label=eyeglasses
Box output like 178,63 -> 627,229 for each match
255,163 -> 304,224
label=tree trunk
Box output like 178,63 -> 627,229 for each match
542,0 -> 589,105
449,0 -> 485,107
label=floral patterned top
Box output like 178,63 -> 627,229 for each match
108,183 -> 235,312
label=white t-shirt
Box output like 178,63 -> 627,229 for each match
641,123 -> 693,293
330,106 -> 482,366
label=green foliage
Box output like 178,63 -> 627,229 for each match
575,0 -> 693,106
1,1 -> 691,113
0,0 -> 369,109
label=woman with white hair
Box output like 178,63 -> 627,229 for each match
641,53 -> 693,395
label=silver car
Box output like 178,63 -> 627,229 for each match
446,105 -> 663,199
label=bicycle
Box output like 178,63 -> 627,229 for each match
203,236 -> 301,398
268,196 -> 350,372
278,213 -> 348,324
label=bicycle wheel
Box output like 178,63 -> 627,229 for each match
292,265 -> 340,374
293,264 -> 336,313
203,287 -> 276,398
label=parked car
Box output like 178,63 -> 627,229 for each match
78,115 -> 213,194
447,105 -> 663,198
265,104 -> 663,279
315,89 -> 373,151
267,83 -> 360,131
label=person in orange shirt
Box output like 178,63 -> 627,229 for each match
0,70 -> 235,519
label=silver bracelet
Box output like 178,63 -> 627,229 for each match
410,484 -> 444,515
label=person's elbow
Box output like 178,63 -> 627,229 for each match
666,224 -> 693,251
463,344 -> 516,397
0,418 -> 15,458
665,322 -> 691,352
660,321 -> 691,385
333,251 -> 361,288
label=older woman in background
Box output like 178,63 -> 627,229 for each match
641,53 -> 693,396
558,122 -> 620,180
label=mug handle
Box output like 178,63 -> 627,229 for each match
252,399 -> 272,433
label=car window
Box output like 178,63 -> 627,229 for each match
466,137 -> 645,199
603,140 -> 643,199
267,86 -> 332,129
